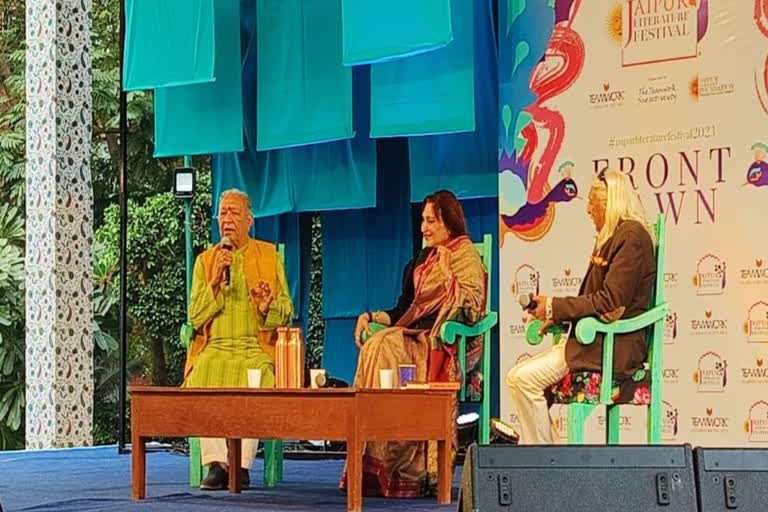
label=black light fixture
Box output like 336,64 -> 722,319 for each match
174,167 -> 196,199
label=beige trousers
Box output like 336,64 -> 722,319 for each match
201,438 -> 259,470
506,343 -> 569,445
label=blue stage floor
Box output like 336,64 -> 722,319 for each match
0,445 -> 459,511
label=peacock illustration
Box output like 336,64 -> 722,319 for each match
746,143 -> 768,187
500,156 -> 578,242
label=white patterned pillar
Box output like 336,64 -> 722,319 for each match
25,0 -> 94,448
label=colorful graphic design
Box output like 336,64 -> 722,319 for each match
498,0 -> 582,244
746,142 -> 768,187
756,0 -> 768,114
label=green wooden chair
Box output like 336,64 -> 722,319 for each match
526,214 -> 668,444
363,234 -> 498,444
180,244 -> 286,488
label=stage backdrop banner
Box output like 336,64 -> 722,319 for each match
123,0 -> 215,91
153,0 -> 243,157
499,0 -> 768,447
341,0 -> 453,65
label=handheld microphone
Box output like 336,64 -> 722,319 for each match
221,236 -> 232,286
518,293 -> 537,311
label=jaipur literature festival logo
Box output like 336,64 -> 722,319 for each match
743,301 -> 768,344
693,254 -> 726,296
693,351 -> 727,393
662,400 -> 679,441
551,404 -> 569,442
744,401 -> 768,443
511,264 -> 540,299
620,0 -> 706,68
664,309 -> 678,344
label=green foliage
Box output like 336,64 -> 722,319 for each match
0,0 -> 26,450
95,173 -> 213,387
0,0 -> 330,450
306,214 -> 325,369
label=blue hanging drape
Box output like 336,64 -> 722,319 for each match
212,67 -> 376,218
320,139 -> 413,382
123,0 -> 215,91
341,0 -> 453,65
408,0 -> 498,201
153,0 -> 244,157
212,1 -> 376,217
255,0 -> 353,151
369,0 -> 474,138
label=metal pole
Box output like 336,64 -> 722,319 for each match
117,0 -> 129,455
184,156 -> 193,304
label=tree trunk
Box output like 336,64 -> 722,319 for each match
150,335 -> 168,385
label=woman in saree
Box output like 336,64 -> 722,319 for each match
340,190 -> 488,498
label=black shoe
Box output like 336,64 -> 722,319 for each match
240,468 -> 251,489
201,464 -> 228,491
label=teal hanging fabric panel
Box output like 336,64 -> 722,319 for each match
341,0 -> 453,65
408,0 -> 497,201
211,4 -> 376,217
153,0 -> 243,158
289,67 -> 376,212
123,0 -> 215,91
256,0 -> 353,151
213,151 -> 293,218
369,0 -> 474,138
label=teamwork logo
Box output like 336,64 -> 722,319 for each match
691,406 -> 730,434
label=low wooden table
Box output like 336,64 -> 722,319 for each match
130,386 -> 455,511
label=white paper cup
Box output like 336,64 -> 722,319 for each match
247,368 -> 262,388
379,369 -> 394,389
310,369 -> 327,389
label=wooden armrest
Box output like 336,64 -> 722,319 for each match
441,312 -> 498,345
575,304 -> 669,346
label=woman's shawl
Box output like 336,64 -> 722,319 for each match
395,236 -> 487,379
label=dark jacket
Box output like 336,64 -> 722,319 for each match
552,220 -> 656,380
386,248 -> 437,330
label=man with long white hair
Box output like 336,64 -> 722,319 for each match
506,168 -> 656,444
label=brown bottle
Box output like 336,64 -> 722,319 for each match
288,327 -> 305,388
275,327 -> 288,388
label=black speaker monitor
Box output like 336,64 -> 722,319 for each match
458,444 -> 698,511
695,447 -> 768,511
